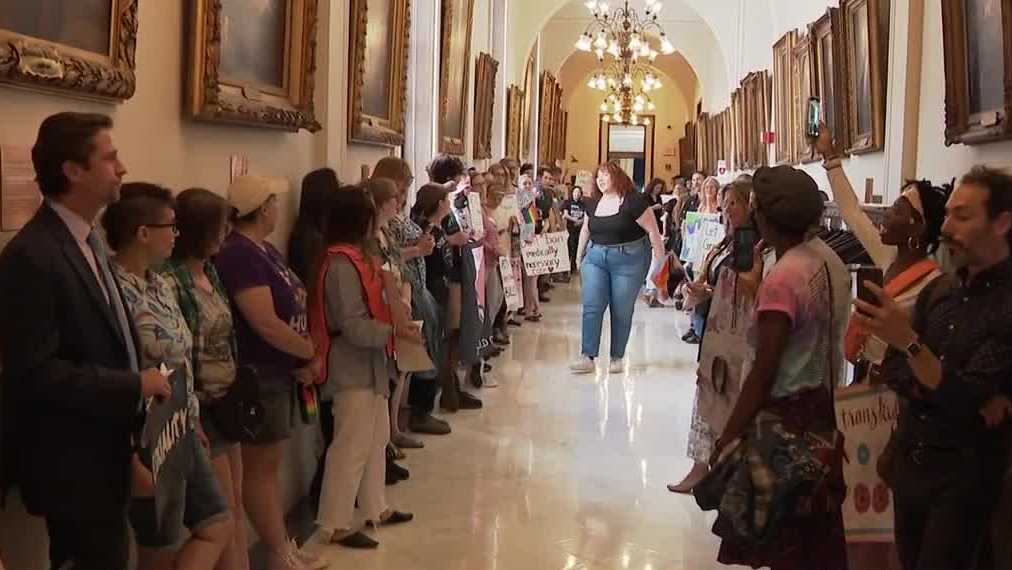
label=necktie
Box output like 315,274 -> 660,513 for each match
87,230 -> 140,373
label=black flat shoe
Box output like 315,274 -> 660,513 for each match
684,333 -> 701,344
370,511 -> 415,526
333,531 -> 379,549
388,460 -> 410,481
459,391 -> 483,409
483,363 -> 492,373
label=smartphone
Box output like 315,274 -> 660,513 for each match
855,266 -> 884,310
806,97 -> 821,138
731,226 -> 759,272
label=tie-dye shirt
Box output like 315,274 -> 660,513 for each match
753,237 -> 851,398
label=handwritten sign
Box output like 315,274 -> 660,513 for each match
680,212 -> 724,266
520,231 -> 570,276
835,384 -> 899,542
451,190 -> 485,241
499,256 -> 523,310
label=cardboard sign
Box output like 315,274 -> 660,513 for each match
520,231 -> 571,276
679,212 -> 725,266
499,256 -> 523,310
141,368 -> 196,531
835,384 -> 899,543
451,190 -> 485,241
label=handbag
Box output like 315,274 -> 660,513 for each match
206,364 -> 266,442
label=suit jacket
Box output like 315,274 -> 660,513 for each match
0,203 -> 141,521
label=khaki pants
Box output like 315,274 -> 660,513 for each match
317,390 -> 389,530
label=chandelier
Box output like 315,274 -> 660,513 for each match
574,0 -> 674,125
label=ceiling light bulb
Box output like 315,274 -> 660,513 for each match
600,102 -> 608,112
602,115 -> 610,122
651,2 -> 662,15
623,74 -> 632,86
588,78 -> 597,88
640,44 -> 651,57
595,49 -> 605,61
585,0 -> 598,12
660,36 -> 675,55
607,77 -> 617,87
648,102 -> 656,111
594,34 -> 608,49
576,35 -> 592,51
599,2 -> 609,13
629,34 -> 642,51
613,112 -> 622,121
633,103 -> 644,112
654,79 -> 662,88
643,118 -> 651,125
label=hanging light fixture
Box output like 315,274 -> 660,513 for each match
576,1 -> 674,124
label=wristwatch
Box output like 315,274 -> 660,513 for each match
903,338 -> 924,359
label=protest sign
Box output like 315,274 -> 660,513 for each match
141,367 -> 196,531
835,384 -> 899,542
520,231 -> 570,276
499,256 -> 523,310
679,212 -> 724,266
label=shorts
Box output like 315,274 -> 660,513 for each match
200,409 -> 238,457
130,441 -> 230,548
445,282 -> 462,331
243,386 -> 295,445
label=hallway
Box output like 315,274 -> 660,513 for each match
303,283 -> 735,570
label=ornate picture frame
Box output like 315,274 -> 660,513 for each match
505,85 -> 524,159
538,71 -> 561,165
187,0 -> 320,133
0,0 -> 139,101
773,31 -> 797,165
348,0 -> 411,146
438,0 -> 476,155
941,0 -> 1012,146
521,52 -> 537,159
472,52 -> 498,159
841,0 -> 887,154
813,7 -> 849,152
794,32 -> 818,163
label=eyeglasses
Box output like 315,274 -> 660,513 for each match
145,222 -> 179,236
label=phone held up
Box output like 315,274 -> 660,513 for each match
854,265 -> 884,316
806,97 -> 821,139
731,226 -> 759,272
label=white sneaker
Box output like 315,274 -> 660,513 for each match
268,543 -> 309,570
288,538 -> 328,570
609,358 -> 625,374
569,355 -> 595,374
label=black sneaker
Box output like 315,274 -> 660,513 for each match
410,413 -> 452,435
388,460 -> 410,481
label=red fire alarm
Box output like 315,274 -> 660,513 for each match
762,131 -> 775,144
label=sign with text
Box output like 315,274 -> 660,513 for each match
0,145 -> 42,231
520,231 -> 570,276
679,212 -> 724,266
499,256 -> 523,310
142,368 -> 196,531
835,384 -> 899,543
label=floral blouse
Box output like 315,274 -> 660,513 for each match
115,264 -> 199,428
388,213 -> 427,293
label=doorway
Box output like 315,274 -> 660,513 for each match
598,117 -> 655,189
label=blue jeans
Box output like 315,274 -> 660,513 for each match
580,237 -> 652,359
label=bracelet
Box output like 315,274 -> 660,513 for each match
822,157 -> 843,171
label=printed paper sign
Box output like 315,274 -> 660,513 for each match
499,256 -> 523,310
0,145 -> 42,231
142,368 -> 196,531
835,384 -> 899,542
520,231 -> 571,276
451,190 -> 485,241
680,212 -> 724,266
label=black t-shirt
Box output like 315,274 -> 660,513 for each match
587,193 -> 650,245
561,199 -> 586,232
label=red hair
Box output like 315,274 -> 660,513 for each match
590,162 -> 635,199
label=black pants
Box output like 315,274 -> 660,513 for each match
408,376 -> 438,416
47,513 -> 130,570
309,398 -> 335,507
893,453 -> 1004,570
567,228 -> 580,272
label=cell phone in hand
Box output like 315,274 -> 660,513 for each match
855,266 -> 884,313
806,97 -> 822,139
731,226 -> 759,272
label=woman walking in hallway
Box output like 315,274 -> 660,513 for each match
570,162 -> 665,374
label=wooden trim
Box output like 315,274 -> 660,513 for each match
773,31 -> 798,165
841,0 -> 887,154
472,53 -> 498,159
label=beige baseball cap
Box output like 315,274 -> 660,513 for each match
228,175 -> 289,217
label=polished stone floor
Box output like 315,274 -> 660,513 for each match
304,281 -> 746,569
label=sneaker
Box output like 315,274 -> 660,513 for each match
410,413 -> 452,435
268,545 -> 309,570
609,358 -> 625,373
569,355 -> 595,374
281,539 -> 327,570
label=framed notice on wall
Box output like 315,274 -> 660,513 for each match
0,145 -> 43,232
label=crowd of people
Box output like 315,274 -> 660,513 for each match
0,112 -> 584,570
638,123 -> 1012,570
2,110 -> 1011,570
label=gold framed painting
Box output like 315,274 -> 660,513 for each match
841,0 -> 887,154
538,71 -> 561,165
793,32 -> 818,163
941,0 -> 1012,146
0,0 -> 138,101
438,0 -> 476,155
813,7 -> 849,152
773,31 -> 797,165
472,53 -> 499,159
348,0 -> 411,146
187,0 -> 320,132
521,52 -> 537,160
505,85 -> 524,159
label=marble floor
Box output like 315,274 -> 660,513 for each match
303,281 -> 746,570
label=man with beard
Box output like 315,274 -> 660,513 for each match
856,165 -> 1012,570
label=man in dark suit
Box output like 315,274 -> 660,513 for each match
0,113 -> 170,570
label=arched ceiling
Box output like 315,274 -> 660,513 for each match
511,0 -> 730,110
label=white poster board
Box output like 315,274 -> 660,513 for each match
520,231 -> 571,276
680,212 -> 725,266
451,190 -> 485,240
499,256 -> 523,310
835,384 -> 899,543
